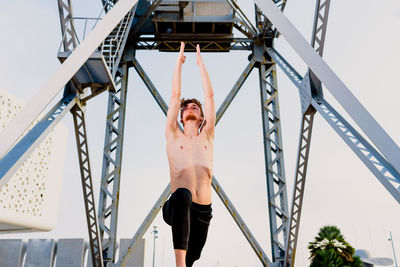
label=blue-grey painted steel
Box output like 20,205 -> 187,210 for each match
284,2 -> 330,265
57,0 -> 78,52
0,93 -> 76,189
312,97 -> 400,203
272,43 -> 400,207
57,51 -> 116,94
254,0 -> 400,175
258,59 -> 289,264
310,0 -> 331,57
226,0 -> 258,37
216,58 -> 256,124
132,58 -> 169,116
284,109 -> 315,267
55,239 -> 87,267
125,58 -> 273,266
134,38 -> 253,51
101,5 -> 137,79
71,105 -> 104,267
130,0 -> 163,35
212,176 -> 272,266
265,47 -> 302,87
24,239 -> 55,267
0,239 -> 23,267
98,63 -> 129,264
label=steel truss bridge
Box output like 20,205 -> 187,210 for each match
0,0 -> 399,266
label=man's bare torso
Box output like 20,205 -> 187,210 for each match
166,128 -> 213,204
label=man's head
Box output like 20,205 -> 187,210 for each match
180,98 -> 204,128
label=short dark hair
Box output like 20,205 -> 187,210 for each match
180,98 -> 204,120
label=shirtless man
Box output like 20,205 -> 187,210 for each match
162,42 -> 215,267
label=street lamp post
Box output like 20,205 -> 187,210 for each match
152,226 -> 159,267
389,231 -> 398,267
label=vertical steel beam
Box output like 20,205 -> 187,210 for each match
57,0 -> 78,52
71,103 -> 104,267
258,52 -> 289,264
284,1 -> 330,265
98,63 -> 129,264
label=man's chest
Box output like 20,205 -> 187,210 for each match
167,134 -> 213,161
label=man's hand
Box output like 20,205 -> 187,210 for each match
177,42 -> 186,64
196,44 -> 204,66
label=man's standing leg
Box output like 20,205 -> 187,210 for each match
186,202 -> 213,267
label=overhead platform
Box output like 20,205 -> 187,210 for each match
57,51 -> 116,98
132,0 -> 235,51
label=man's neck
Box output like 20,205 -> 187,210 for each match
183,122 -> 199,137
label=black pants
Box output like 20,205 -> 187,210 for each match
162,188 -> 213,267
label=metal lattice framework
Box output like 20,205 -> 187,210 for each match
0,0 -> 399,267
98,63 -> 129,264
71,103 -> 104,267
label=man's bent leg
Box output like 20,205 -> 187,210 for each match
162,188 -> 192,266
186,202 -> 213,267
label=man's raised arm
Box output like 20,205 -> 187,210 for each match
166,42 -> 186,136
196,44 -> 215,137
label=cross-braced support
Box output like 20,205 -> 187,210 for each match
71,103 -> 104,267
98,63 -> 129,264
57,0 -> 78,52
258,59 -> 289,263
117,57 -> 274,266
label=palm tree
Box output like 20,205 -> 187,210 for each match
308,225 -> 363,267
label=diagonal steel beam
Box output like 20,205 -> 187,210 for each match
225,0 -> 258,37
254,0 -> 400,174
268,45 -> 400,206
283,106 -> 316,267
0,0 -> 139,163
71,103 -> 104,267
0,93 -> 76,189
313,97 -> 400,203
125,57 -> 273,266
130,0 -> 163,36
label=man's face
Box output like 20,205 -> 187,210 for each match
182,103 -> 203,125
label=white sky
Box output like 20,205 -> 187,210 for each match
1,0 -> 400,266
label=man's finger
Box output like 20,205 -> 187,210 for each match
180,42 -> 185,53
